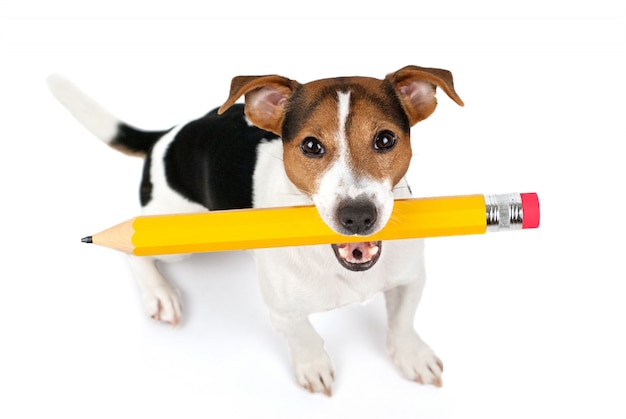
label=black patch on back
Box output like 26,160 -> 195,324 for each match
163,104 -> 279,210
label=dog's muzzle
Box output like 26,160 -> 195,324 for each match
330,200 -> 383,271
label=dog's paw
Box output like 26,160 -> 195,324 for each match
293,351 -> 335,397
141,283 -> 182,327
387,333 -> 443,387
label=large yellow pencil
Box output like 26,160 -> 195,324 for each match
82,192 -> 540,256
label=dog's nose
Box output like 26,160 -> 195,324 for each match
338,200 -> 378,235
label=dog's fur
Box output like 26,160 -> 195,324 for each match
48,66 -> 463,395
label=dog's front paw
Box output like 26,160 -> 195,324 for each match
387,333 -> 443,387
141,283 -> 182,327
292,351 -> 335,397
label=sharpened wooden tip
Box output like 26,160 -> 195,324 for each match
87,217 -> 137,254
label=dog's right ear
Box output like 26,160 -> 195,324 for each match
218,75 -> 300,135
386,66 -> 464,126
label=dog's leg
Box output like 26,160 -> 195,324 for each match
384,281 -> 443,387
128,255 -> 182,327
269,312 -> 334,396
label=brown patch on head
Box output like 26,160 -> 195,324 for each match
218,67 -> 463,199
281,77 -> 412,195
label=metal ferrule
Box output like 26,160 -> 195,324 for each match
485,193 -> 523,232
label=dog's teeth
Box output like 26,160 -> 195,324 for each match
338,246 -> 351,259
368,246 -> 379,257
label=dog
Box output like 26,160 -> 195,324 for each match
48,66 -> 463,396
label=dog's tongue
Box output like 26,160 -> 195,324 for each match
336,242 -> 380,264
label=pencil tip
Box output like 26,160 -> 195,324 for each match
81,236 -> 93,244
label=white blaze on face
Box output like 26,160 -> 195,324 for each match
312,91 -> 394,235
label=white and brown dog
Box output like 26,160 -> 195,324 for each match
48,66 -> 463,396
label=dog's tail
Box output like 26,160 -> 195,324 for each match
46,74 -> 170,157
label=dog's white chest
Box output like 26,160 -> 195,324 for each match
254,239 -> 425,314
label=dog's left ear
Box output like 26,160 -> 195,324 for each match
219,75 -> 301,135
386,65 -> 464,126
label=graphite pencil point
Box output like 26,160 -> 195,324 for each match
81,236 -> 93,244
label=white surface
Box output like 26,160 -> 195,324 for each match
1,1 -> 624,418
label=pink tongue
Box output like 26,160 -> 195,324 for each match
337,242 -> 379,264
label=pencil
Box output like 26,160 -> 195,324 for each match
82,192 -> 540,256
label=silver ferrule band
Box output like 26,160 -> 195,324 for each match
485,193 -> 523,232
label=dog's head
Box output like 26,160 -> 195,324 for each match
219,66 -> 463,271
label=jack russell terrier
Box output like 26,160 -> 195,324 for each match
48,65 -> 463,396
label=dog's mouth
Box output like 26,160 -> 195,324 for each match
331,241 -> 382,272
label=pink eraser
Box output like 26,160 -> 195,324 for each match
520,193 -> 540,229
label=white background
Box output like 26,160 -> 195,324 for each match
1,1 -> 624,418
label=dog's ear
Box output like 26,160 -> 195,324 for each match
386,65 -> 464,126
218,75 -> 301,135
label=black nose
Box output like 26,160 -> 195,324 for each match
338,200 -> 378,235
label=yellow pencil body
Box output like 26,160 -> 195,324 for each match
89,194 -> 492,256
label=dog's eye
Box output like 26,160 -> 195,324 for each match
373,130 -> 397,152
300,137 -> 325,158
